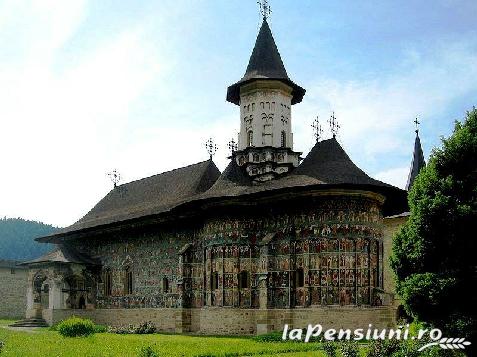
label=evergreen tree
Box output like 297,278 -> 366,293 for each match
0,217 -> 57,260
391,108 -> 477,343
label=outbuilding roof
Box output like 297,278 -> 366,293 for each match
19,245 -> 99,265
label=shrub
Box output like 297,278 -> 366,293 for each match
0,340 -> 4,354
137,345 -> 159,357
94,324 -> 108,333
321,341 -> 337,357
108,321 -> 157,335
57,316 -> 96,337
340,341 -> 358,357
366,339 -> 400,357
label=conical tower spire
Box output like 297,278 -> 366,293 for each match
226,18 -> 305,105
405,122 -> 426,191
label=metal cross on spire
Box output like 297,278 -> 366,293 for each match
205,138 -> 218,160
328,111 -> 340,138
227,138 -> 238,155
414,116 -> 420,134
312,115 -> 323,142
257,0 -> 272,20
107,169 -> 121,189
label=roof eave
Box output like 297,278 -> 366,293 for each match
226,78 -> 305,105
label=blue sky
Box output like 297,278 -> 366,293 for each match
0,0 -> 476,227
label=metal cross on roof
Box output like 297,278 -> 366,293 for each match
107,169 -> 121,188
414,116 -> 420,134
312,115 -> 323,142
227,138 -> 238,155
328,111 -> 340,138
257,0 -> 272,20
205,138 -> 218,159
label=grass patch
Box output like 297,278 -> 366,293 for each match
0,323 -> 329,357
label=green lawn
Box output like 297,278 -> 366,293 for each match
0,320 -> 329,357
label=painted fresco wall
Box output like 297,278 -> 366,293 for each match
67,192 -> 387,312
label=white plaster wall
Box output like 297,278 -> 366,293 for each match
239,90 -> 293,150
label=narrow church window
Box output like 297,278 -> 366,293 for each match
238,271 -> 250,289
247,131 -> 253,147
281,131 -> 287,147
210,272 -> 219,290
104,270 -> 112,296
162,277 -> 169,293
252,103 -> 255,111
271,102 -> 275,111
295,268 -> 304,288
124,267 -> 133,295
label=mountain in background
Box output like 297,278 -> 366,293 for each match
0,217 -> 58,261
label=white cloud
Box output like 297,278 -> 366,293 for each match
374,167 -> 409,190
0,2 -> 166,227
293,38 -> 477,184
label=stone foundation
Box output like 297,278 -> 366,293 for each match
43,306 -> 397,335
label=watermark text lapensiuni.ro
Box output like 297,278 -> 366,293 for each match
282,324 -> 471,352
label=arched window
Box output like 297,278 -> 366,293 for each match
104,270 -> 112,296
281,131 -> 287,148
238,271 -> 250,289
295,268 -> 304,288
247,131 -> 253,147
162,277 -> 169,293
124,267 -> 133,295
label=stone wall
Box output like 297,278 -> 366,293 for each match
383,215 -> 408,297
0,266 -> 28,319
45,306 -> 397,335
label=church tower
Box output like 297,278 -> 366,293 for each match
226,15 -> 305,182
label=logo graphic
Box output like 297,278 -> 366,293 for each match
418,337 -> 471,351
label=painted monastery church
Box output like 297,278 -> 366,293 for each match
17,16 -> 425,334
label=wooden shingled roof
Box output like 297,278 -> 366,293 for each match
44,160 -> 220,237
37,138 -> 407,243
19,245 -> 99,265
226,19 -> 305,105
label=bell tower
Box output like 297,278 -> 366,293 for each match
226,15 -> 305,182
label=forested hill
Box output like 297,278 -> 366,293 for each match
0,217 -> 58,261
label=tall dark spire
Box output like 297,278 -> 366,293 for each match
226,19 -> 305,105
406,131 -> 426,191
243,19 -> 288,81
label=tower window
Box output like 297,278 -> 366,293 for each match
281,131 -> 287,147
162,277 -> 169,293
247,131 -> 253,147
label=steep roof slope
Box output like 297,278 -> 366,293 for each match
226,19 -> 305,105
294,137 -> 392,186
54,160 -> 220,234
405,133 -> 426,190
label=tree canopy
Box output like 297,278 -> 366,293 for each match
0,217 -> 57,260
391,108 -> 477,340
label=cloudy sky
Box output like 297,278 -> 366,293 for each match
0,0 -> 476,227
